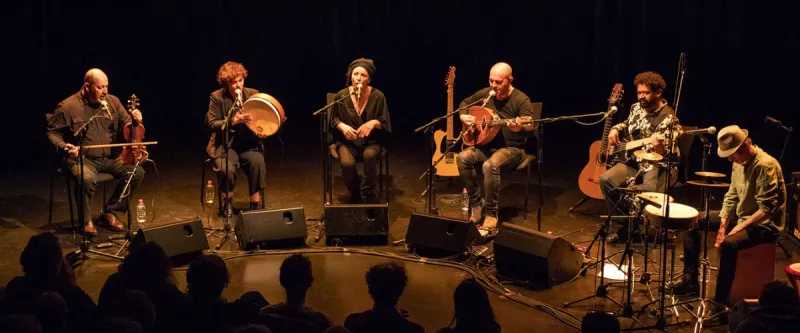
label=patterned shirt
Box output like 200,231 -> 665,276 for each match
719,146 -> 786,231
611,100 -> 681,171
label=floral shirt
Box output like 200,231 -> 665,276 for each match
611,100 -> 681,171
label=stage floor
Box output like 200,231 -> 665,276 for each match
1,139 -> 797,332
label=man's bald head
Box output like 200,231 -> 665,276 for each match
489,62 -> 514,99
490,62 -> 513,80
82,68 -> 109,104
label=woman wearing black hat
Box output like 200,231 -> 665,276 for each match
330,58 -> 392,203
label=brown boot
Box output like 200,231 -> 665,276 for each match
84,219 -> 98,236
469,206 -> 483,224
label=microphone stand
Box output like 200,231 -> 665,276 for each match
414,98 -> 485,215
532,111 -> 607,230
214,98 -> 241,250
770,119 -> 793,257
309,91 -> 355,242
68,113 -> 124,264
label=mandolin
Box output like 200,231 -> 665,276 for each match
461,106 -> 533,146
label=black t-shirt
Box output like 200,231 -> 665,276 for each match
459,88 -> 535,149
330,87 -> 392,148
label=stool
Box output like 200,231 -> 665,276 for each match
730,242 -> 776,304
786,263 -> 800,297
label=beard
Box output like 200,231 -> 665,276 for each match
639,99 -> 649,107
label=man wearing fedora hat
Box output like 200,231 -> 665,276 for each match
676,125 -> 786,310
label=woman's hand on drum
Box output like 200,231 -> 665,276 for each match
338,123 -> 358,141
357,120 -> 379,138
233,112 -> 252,125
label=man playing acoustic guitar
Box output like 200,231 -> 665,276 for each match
600,71 -> 681,242
458,62 -> 536,231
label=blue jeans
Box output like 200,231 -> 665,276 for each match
457,147 -> 524,216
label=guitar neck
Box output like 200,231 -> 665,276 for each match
446,85 -> 454,140
599,106 -> 615,152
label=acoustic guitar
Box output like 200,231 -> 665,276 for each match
432,66 -> 459,176
577,84 -> 624,199
461,106 -> 533,146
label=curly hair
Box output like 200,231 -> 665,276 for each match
216,61 -> 248,86
633,71 -> 666,92
366,262 -> 407,306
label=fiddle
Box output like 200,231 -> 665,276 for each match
122,94 -> 148,164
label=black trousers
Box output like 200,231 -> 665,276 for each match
68,156 -> 145,223
683,211 -> 777,305
214,149 -> 266,197
337,143 -> 381,202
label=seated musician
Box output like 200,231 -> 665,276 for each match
330,58 -> 392,204
206,61 -> 268,216
46,68 -> 146,235
600,71 -> 681,242
457,62 -> 536,231
675,126 -> 786,312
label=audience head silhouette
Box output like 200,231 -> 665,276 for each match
118,241 -> 173,290
20,232 -> 63,287
366,262 -> 407,307
759,280 -> 800,308
19,291 -> 68,333
581,310 -> 620,333
92,317 -> 144,333
0,314 -> 43,333
110,290 -> 156,332
452,278 -> 500,332
187,254 -> 230,302
280,254 -> 313,293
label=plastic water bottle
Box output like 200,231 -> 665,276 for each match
136,199 -> 146,224
461,188 -> 469,214
204,180 -> 215,205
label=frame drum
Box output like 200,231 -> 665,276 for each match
242,93 -> 286,137
644,203 -> 698,230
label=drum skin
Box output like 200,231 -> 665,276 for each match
644,203 -> 698,230
243,93 -> 285,137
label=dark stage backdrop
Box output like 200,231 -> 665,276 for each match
3,0 -> 797,176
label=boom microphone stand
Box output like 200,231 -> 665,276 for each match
68,112 -> 124,263
309,91 -> 357,241
214,95 -> 242,250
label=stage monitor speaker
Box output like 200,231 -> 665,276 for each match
494,223 -> 583,287
405,213 -> 483,254
235,207 -> 307,250
133,218 -> 209,259
324,203 -> 389,245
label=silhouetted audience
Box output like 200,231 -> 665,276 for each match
0,314 -> 43,333
186,254 -> 268,333
98,241 -> 190,333
259,254 -> 332,333
322,327 -> 352,333
92,317 -> 144,333
437,278 -> 500,333
108,290 -> 156,332
734,281 -> 800,333
580,311 -> 620,333
344,263 -> 424,333
0,232 -> 95,333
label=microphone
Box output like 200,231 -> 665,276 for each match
100,100 -> 113,120
356,83 -> 363,100
682,126 -> 716,135
481,90 -> 496,108
606,106 -> 618,117
765,116 -> 784,127
235,88 -> 243,106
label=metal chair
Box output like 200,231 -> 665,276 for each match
200,158 -> 265,212
500,102 -> 542,220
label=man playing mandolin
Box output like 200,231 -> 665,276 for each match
457,62 -> 536,231
206,61 -> 268,217
600,71 -> 681,242
47,68 -> 146,235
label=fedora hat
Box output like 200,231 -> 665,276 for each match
717,125 -> 749,158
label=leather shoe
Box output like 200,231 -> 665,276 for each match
100,213 -> 125,232
83,219 -> 98,236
